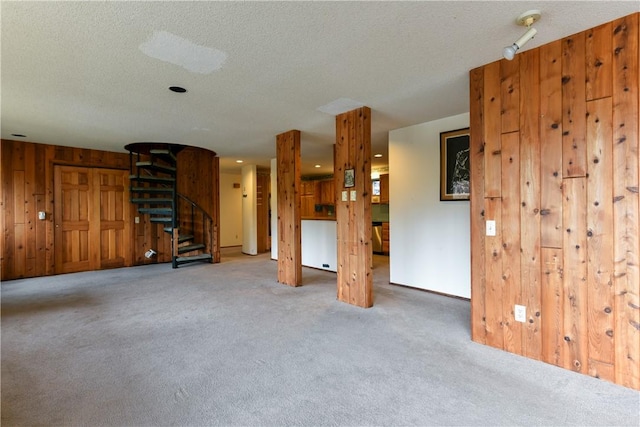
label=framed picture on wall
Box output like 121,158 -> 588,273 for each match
344,168 -> 355,188
440,128 -> 470,201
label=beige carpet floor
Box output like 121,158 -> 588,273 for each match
2,247 -> 639,426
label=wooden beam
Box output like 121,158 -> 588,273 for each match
335,107 -> 372,308
276,130 -> 302,287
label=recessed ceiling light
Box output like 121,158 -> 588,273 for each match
314,164 -> 321,168
236,160 -> 244,163
374,153 -> 383,158
11,133 -> 27,138
169,86 -> 187,93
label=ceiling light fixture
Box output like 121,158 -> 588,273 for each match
236,160 -> 243,163
374,153 -> 383,158
314,164 -> 321,168
503,10 -> 541,61
169,86 -> 187,93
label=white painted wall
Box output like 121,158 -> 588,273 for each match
241,164 -> 257,255
271,159 -> 337,272
219,173 -> 242,247
270,158 -> 278,260
389,113 -> 470,298
302,220 -> 337,272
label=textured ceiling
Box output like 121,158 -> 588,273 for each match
2,1 -> 637,175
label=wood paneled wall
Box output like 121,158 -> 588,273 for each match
2,140 -> 222,280
276,130 -> 302,286
176,147 -> 221,263
335,107 -> 373,308
470,13 -> 639,389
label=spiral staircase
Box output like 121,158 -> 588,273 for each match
125,143 -> 213,268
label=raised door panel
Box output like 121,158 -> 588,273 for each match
55,166 -> 92,273
97,169 -> 130,269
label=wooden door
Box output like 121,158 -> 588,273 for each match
55,166 -> 93,273
96,168 -> 130,269
54,166 -> 130,273
256,171 -> 270,253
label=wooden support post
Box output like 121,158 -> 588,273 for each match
335,107 -> 373,308
276,130 -> 302,286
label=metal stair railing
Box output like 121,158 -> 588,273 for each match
175,193 -> 214,266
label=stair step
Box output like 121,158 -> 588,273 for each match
178,234 -> 194,243
149,149 -> 177,163
130,187 -> 174,194
135,161 -> 176,174
161,229 -> 193,243
130,198 -> 173,205
138,207 -> 173,215
176,253 -> 213,265
129,175 -> 175,184
178,243 -> 205,254
150,217 -> 173,223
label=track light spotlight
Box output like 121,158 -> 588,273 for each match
503,27 -> 538,60
503,10 -> 541,60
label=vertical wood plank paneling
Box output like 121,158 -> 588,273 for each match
586,97 -> 615,369
520,49 -> 542,359
612,13 -> 640,389
276,130 -> 302,287
470,66 -> 487,344
44,145 -> 55,275
471,12 -> 639,390
356,107 -> 372,307
540,41 -> 564,248
1,140 -> 154,280
484,197 -> 503,348
541,247 -> 564,365
335,107 -> 372,308
484,61 -> 502,198
501,57 -> 520,133
13,171 -> 26,278
562,177 -> 588,373
501,132 -> 522,354
586,23 -> 613,101
176,147 -> 220,262
24,143 -> 36,266
562,32 -> 588,178
348,110 -> 358,305
2,143 -> 16,280
336,115 -> 349,303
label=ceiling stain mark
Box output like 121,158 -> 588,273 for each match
139,31 -> 227,74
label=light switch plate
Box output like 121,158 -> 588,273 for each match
341,191 -> 348,202
486,220 -> 496,236
515,305 -> 526,323
350,190 -> 357,201
135,216 -> 140,224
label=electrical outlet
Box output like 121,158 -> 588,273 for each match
515,305 -> 526,323
135,216 -> 140,224
486,220 -> 496,236
350,190 -> 357,201
342,191 -> 348,202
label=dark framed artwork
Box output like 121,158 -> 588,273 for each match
440,128 -> 470,201
344,168 -> 355,188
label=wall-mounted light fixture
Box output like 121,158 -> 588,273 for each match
503,10 -> 541,60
